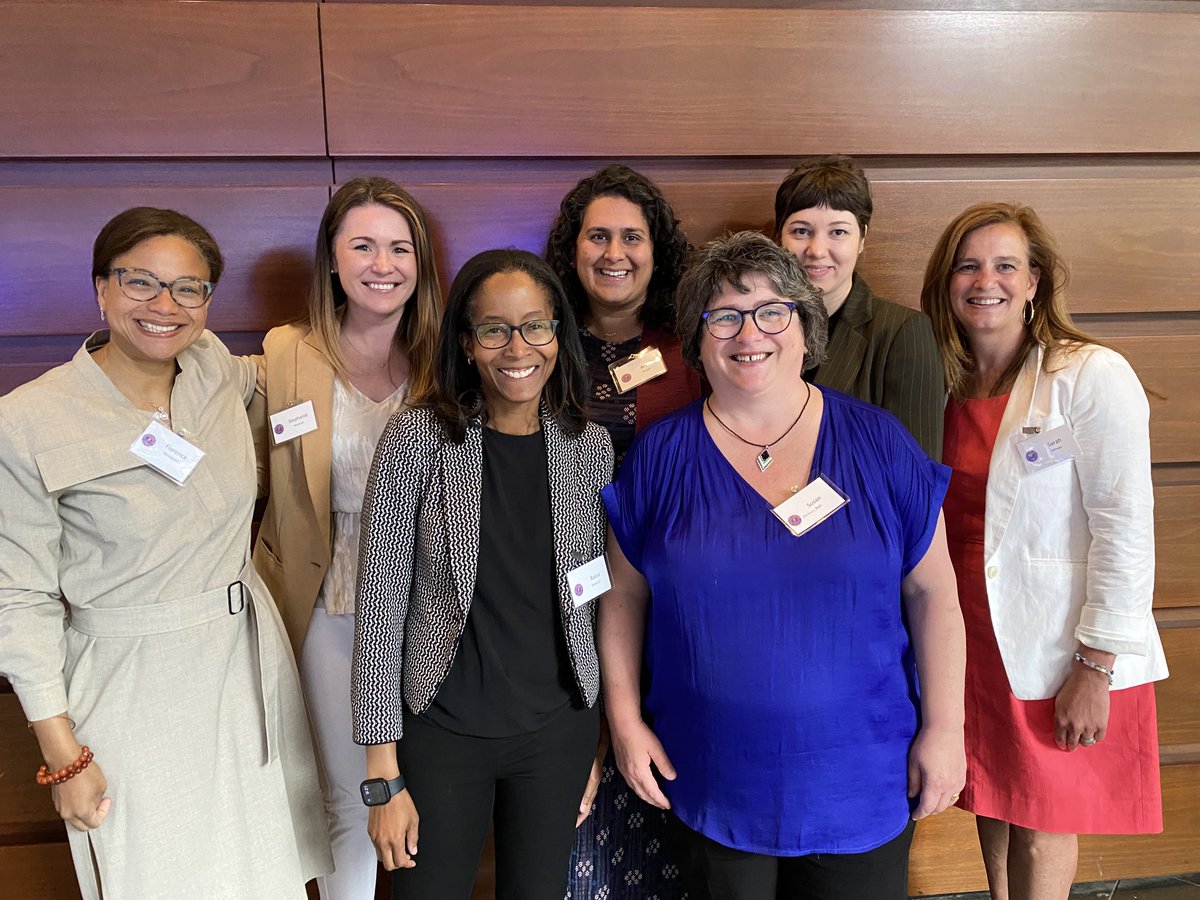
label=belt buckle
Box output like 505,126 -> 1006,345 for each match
227,581 -> 246,615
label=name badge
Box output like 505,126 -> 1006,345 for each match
269,400 -> 318,445
608,347 -> 667,394
566,555 -> 612,608
771,474 -> 850,537
129,419 -> 205,485
1016,423 -> 1080,474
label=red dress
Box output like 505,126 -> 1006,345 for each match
943,396 -> 1162,834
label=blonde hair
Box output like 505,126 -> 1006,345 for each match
308,177 -> 442,400
920,202 -> 1097,399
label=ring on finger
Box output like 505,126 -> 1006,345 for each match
1080,736 -> 1097,746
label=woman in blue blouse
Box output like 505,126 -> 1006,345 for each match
597,232 -> 966,900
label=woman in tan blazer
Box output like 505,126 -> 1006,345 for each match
250,177 -> 442,900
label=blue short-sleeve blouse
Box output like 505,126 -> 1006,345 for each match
601,391 -> 950,856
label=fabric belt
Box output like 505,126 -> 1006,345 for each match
68,557 -> 280,765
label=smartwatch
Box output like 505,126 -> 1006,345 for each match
359,773 -> 407,807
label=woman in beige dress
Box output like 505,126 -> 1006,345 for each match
0,207 -> 331,899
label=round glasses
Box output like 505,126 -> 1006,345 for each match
107,267 -> 214,308
702,301 -> 796,339
467,319 -> 559,350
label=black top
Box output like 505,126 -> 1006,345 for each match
421,427 -> 575,737
579,328 -> 640,468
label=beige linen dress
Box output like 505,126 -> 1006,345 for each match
0,331 -> 332,899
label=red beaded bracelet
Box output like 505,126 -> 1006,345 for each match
36,746 -> 94,786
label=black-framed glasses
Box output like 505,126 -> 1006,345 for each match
702,301 -> 796,339
467,319 -> 559,349
107,267 -> 215,308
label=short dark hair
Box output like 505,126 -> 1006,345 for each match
544,164 -> 690,331
677,231 -> 828,373
430,249 -> 589,442
773,155 -> 873,238
92,207 -> 224,284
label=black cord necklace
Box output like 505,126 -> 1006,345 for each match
705,381 -> 812,472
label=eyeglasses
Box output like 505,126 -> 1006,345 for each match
467,319 -> 559,349
702,301 -> 796,339
106,268 -> 214,308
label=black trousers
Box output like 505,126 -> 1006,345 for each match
391,704 -> 599,900
668,814 -> 915,900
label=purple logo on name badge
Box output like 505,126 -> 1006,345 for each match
573,583 -> 584,597
1026,450 -> 1039,462
787,514 -> 802,527
274,423 -> 285,435
141,434 -> 156,447
621,373 -> 631,383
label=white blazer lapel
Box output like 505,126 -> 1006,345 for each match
984,345 -> 1041,563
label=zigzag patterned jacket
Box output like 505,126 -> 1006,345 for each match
351,405 -> 614,745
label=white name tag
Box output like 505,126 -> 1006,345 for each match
566,555 -> 612,608
771,474 -> 849,537
608,347 -> 667,394
129,419 -> 205,485
269,400 -> 318,445
1016,423 -> 1080,474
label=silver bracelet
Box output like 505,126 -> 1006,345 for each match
1073,652 -> 1114,686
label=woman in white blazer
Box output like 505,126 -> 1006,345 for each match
921,202 -> 1167,900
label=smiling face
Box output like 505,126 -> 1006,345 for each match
331,203 -> 418,321
778,205 -> 864,313
462,270 -> 559,432
95,234 -> 211,367
949,223 -> 1039,351
573,194 -> 655,317
699,271 -> 806,402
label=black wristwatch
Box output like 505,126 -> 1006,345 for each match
360,773 -> 407,807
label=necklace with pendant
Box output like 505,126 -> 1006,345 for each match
706,381 -> 812,472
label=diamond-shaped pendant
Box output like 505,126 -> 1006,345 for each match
756,448 -> 773,472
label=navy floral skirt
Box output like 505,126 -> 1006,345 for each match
565,750 -> 689,900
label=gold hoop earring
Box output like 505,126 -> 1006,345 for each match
1023,299 -> 1034,325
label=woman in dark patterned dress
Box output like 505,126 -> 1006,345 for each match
546,164 -> 701,900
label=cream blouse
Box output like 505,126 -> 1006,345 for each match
316,376 -> 406,615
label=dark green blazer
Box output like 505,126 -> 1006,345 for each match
808,274 -> 944,459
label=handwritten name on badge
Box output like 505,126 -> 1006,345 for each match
269,400 -> 318,445
608,347 -> 667,394
129,419 -> 204,485
1016,423 -> 1080,475
566,555 -> 612,608
771,475 -> 849,537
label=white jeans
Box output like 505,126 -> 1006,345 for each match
301,605 -> 377,900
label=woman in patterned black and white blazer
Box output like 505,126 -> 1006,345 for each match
351,249 -> 613,900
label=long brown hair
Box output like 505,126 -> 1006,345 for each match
920,202 -> 1097,399
309,177 -> 442,400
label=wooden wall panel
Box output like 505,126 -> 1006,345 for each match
0,694 -> 63,845
0,187 -> 328,338
1157,625 -> 1200,747
1153,484 -> 1200,608
0,844 -> 81,900
1114,336 -> 1200,466
322,6 -> 1200,157
909,763 -> 1200,894
0,2 -> 325,157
